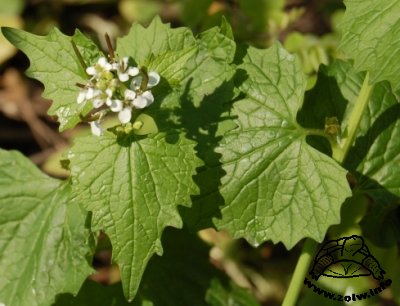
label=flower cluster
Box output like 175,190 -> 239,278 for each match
76,56 -> 160,136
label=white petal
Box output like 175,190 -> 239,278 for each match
97,57 -> 108,67
124,89 -> 136,100
86,88 -> 95,99
118,107 -> 132,124
77,91 -> 86,104
106,97 -> 112,106
147,71 -> 160,87
132,96 -> 147,109
86,66 -> 96,75
128,67 -> 139,76
90,121 -> 103,136
92,98 -> 105,108
111,62 -> 119,70
105,88 -> 113,97
118,72 -> 129,82
142,90 -> 154,106
104,63 -> 113,71
130,75 -> 142,90
109,99 -> 123,112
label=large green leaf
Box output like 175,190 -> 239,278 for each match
1,27 -> 103,130
212,44 -> 351,248
68,132 -> 201,301
303,60 -> 400,246
0,150 -> 92,306
338,0 -> 400,91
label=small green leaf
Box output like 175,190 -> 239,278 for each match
338,0 -> 400,91
68,132 -> 201,301
0,150 -> 92,306
1,27 -> 103,130
212,44 -> 351,248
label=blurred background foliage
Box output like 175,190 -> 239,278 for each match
3,1 -> 398,306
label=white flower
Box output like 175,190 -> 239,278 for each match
118,107 -> 132,124
90,121 -> 103,136
147,71 -> 160,88
86,57 -> 112,77
114,57 -> 139,83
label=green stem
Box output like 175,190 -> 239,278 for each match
282,239 -> 318,306
332,73 -> 374,163
282,73 -> 374,306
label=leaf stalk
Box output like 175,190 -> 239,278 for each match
332,73 -> 374,163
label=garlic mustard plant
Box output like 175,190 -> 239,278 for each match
0,5 -> 399,306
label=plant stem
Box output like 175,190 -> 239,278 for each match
332,73 -> 374,163
282,73 -> 373,306
282,239 -> 318,306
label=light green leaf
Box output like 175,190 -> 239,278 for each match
338,0 -> 400,91
68,132 -> 201,301
213,44 -> 351,248
0,150 -> 92,306
1,27 -> 103,130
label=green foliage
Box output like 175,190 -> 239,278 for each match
0,150 -> 92,306
1,3 -> 399,305
339,0 -> 400,91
